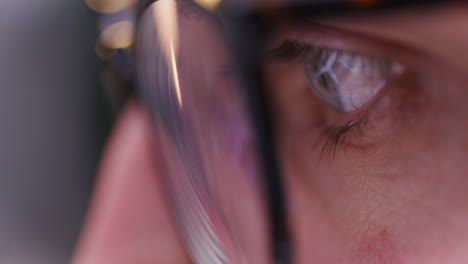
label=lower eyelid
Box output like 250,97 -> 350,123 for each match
330,72 -> 422,149
312,76 -> 408,153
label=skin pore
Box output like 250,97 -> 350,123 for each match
72,2 -> 468,264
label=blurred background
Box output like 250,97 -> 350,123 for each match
0,0 -> 111,263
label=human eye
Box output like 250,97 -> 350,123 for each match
263,23 -> 414,153
303,45 -> 402,113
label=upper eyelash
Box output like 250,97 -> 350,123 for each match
265,39 -> 310,60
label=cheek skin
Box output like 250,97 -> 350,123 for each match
330,108 -> 468,264
267,45 -> 468,262
279,64 -> 468,263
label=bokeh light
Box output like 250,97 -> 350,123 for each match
85,0 -> 134,14
99,21 -> 135,49
193,0 -> 222,11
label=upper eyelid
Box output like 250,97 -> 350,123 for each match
266,21 -> 419,62
265,26 -> 406,116
264,39 -> 310,61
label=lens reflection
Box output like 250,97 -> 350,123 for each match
136,1 -> 270,263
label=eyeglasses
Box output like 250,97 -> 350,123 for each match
94,0 -> 466,263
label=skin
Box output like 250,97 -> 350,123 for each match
73,2 -> 468,264
266,4 -> 468,263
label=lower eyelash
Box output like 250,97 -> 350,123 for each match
319,112 -> 369,159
